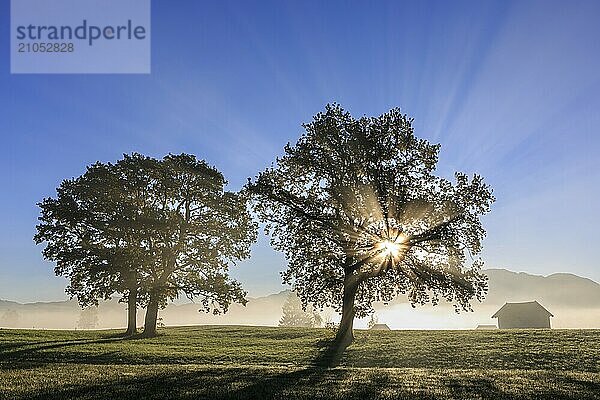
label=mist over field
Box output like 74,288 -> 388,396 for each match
2,268 -> 598,330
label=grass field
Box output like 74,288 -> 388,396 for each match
0,326 -> 598,399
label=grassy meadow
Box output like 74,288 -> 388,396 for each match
0,326 -> 598,399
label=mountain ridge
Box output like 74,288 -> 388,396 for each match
2,269 -> 597,307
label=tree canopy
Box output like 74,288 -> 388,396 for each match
35,153 -> 257,337
34,156 -> 149,334
248,104 -> 494,349
136,154 -> 257,336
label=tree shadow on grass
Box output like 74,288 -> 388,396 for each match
559,376 -> 600,399
0,332 -> 338,371
11,366 -> 402,400
4,338 -> 396,400
443,376 -> 511,400
0,331 -> 132,351
14,366 -> 593,400
0,332 -> 142,370
311,338 -> 347,368
3,333 -> 598,400
442,375 -> 598,400
5,354 -> 598,400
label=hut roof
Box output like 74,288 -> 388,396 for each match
370,323 -> 391,330
492,301 -> 553,318
476,324 -> 498,330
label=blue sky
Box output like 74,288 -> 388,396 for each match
1,0 -> 599,302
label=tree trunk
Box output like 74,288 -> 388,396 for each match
142,295 -> 159,337
335,273 -> 359,350
125,272 -> 137,336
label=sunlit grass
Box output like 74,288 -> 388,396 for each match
0,326 -> 598,399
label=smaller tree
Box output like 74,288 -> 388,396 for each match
279,293 -> 322,328
0,310 -> 20,327
77,307 -> 99,329
367,313 -> 378,329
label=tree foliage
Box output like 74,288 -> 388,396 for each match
35,153 -> 257,336
34,157 -> 148,307
137,154 -> 257,335
249,104 -> 494,346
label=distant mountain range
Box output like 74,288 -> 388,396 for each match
1,269 -> 598,330
484,269 -> 600,308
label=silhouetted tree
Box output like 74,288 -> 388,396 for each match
35,153 -> 256,337
136,154 -> 257,337
34,154 -> 154,336
77,306 -> 99,329
249,104 -> 494,351
279,293 -> 322,328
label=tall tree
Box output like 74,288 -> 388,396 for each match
34,156 -> 152,335
249,104 -> 494,351
136,154 -> 257,337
